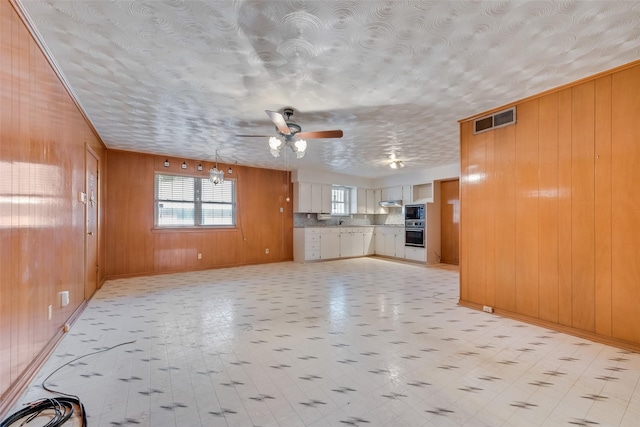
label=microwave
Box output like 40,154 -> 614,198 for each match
405,204 -> 425,220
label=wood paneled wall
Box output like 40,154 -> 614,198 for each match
105,150 -> 293,278
0,1 -> 106,406
460,60 -> 640,349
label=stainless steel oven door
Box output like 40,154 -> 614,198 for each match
405,228 -> 425,247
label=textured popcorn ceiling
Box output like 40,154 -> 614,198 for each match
16,1 -> 640,178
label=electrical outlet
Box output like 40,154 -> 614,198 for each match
48,305 -> 52,320
482,305 -> 494,314
265,248 -> 269,254
197,253 -> 202,260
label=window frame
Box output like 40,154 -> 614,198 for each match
154,172 -> 236,229
331,185 -> 351,217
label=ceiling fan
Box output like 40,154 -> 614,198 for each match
236,108 -> 343,159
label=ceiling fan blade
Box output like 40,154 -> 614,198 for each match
265,110 -> 291,135
235,134 -> 271,137
297,130 -> 343,139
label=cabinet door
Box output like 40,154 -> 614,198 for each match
320,230 -> 340,259
321,184 -> 332,213
311,184 -> 323,213
357,188 -> 367,214
405,247 -> 425,262
380,187 -> 389,201
388,186 -> 403,200
402,185 -> 412,204
374,230 -> 385,254
351,231 -> 364,256
294,182 -> 313,213
395,232 -> 405,258
374,189 -> 387,214
364,231 -> 375,255
366,189 -> 375,214
339,231 -> 354,257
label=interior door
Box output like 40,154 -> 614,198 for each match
440,179 -> 460,265
85,147 -> 99,298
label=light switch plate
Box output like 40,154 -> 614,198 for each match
60,291 -> 69,307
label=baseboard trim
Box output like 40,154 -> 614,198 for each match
0,300 -> 88,420
458,299 -> 640,353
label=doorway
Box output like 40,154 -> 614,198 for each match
440,179 -> 459,265
85,146 -> 99,299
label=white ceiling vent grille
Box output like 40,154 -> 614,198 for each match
473,107 -> 516,134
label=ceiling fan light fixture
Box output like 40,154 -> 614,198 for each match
294,139 -> 307,159
269,136 -> 282,157
390,160 -> 404,169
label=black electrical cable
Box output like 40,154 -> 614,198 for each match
1,340 -> 135,427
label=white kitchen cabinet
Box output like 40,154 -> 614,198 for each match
320,228 -> 340,259
366,189 -> 375,214
357,188 -> 377,214
294,228 -> 321,262
294,182 -> 312,213
374,189 -> 387,214
383,231 -> 395,257
374,228 -> 385,255
294,182 -> 332,213
383,186 -> 403,201
394,231 -> 405,259
321,184 -> 332,213
404,246 -> 426,262
356,188 -> 367,214
373,226 -> 405,258
340,228 -> 364,258
296,227 -> 377,262
402,185 -> 412,204
363,228 -> 375,255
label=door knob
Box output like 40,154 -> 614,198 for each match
87,231 -> 94,235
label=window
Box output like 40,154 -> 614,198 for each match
155,173 -> 235,227
331,185 -> 350,216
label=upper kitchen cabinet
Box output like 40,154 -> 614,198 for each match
381,186 -> 403,201
380,185 -> 413,204
402,185 -> 412,204
356,188 -> 377,214
294,182 -> 332,213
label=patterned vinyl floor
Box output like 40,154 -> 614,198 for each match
8,258 -> 640,426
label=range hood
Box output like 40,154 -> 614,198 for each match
379,200 -> 403,208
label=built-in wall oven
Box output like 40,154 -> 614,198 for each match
405,223 -> 425,247
405,204 -> 426,247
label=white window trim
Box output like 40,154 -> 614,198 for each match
154,172 -> 236,228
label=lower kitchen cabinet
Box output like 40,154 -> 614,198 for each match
320,228 -> 341,259
295,226 -> 423,263
340,228 -> 364,258
404,246 -> 426,262
294,228 -> 321,261
363,229 -> 375,255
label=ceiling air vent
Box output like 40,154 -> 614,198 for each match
473,106 -> 516,134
